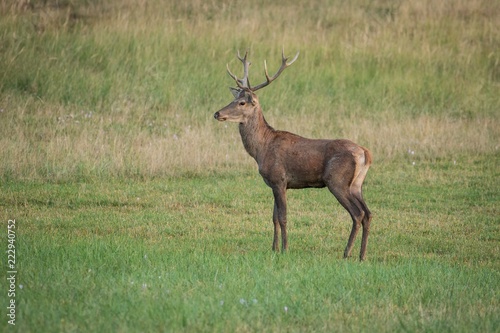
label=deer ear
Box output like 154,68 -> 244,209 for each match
229,87 -> 241,98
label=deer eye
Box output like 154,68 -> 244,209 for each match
239,101 -> 246,106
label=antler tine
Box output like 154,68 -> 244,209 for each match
226,50 -> 251,89
251,49 -> 300,92
226,64 -> 244,88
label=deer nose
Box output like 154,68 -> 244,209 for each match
214,112 -> 220,120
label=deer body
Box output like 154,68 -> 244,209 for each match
214,51 -> 372,260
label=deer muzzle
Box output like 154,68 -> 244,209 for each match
213,111 -> 227,121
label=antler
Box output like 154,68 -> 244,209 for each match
226,49 -> 299,92
252,49 -> 299,92
226,51 -> 251,89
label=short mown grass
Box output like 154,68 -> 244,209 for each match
1,158 -> 499,332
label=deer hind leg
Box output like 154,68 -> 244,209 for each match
333,190 -> 365,259
326,151 -> 371,260
351,188 -> 372,260
350,151 -> 372,261
359,201 -> 372,261
325,175 -> 364,258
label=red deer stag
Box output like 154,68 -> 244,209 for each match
214,50 -> 373,260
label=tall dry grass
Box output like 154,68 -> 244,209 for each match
0,0 -> 498,180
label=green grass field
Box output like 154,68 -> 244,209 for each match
1,0 -> 499,332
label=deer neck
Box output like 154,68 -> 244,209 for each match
239,107 -> 274,163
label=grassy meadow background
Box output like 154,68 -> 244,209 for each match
0,0 -> 499,332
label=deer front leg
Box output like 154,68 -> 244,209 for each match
272,187 -> 287,252
272,202 -> 280,251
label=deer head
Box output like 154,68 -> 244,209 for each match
214,49 -> 299,124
